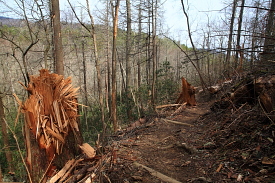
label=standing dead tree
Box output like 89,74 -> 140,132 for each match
68,0 -> 106,140
112,0 -> 120,132
51,0 -> 64,75
180,0 -> 207,91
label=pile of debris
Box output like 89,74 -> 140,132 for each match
198,74 -> 275,182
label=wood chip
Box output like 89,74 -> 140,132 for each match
49,159 -> 75,183
46,126 -> 65,144
79,143 -> 96,158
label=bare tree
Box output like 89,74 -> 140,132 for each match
125,0 -> 132,119
151,0 -> 157,106
112,0 -> 120,132
235,0 -> 245,70
85,0 -> 105,135
68,0 -> 106,137
225,0 -> 237,76
180,0 -> 207,90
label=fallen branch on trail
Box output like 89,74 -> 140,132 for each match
133,162 -> 182,183
171,102 -> 187,116
163,119 -> 194,127
156,104 -> 183,109
124,116 -> 147,132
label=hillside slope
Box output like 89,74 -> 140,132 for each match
108,74 -> 275,183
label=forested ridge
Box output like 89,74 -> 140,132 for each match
0,0 -> 275,182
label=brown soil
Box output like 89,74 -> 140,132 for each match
107,99 -> 275,182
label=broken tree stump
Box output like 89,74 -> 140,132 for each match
176,77 -> 196,106
17,69 -> 83,183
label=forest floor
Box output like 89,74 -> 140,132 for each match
108,75 -> 275,183
40,74 -> 275,183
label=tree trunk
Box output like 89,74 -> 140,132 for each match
261,0 -> 275,72
225,0 -> 237,76
21,69 -> 83,182
0,165 -> 2,182
105,1 -> 111,117
137,1 -> 141,89
85,0 -> 105,137
180,0 -> 207,91
81,41 -> 88,130
126,0 -> 132,119
251,1 -> 260,69
235,0 -> 245,70
151,0 -> 157,106
51,0 -> 64,76
112,0 -> 120,132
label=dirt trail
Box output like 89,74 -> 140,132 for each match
109,103 -> 215,183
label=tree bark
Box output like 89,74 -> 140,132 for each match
51,0 -> 64,76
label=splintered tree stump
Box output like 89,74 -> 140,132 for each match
176,77 -> 196,106
19,69 -> 83,183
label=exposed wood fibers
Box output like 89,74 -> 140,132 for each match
21,69 -> 80,158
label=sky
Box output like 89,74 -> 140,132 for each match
162,0 -> 225,43
1,0 -> 225,45
59,0 -> 225,44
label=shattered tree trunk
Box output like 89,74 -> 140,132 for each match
176,77 -> 196,106
20,69 -> 83,183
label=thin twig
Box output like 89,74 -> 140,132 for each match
39,154 -> 56,183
